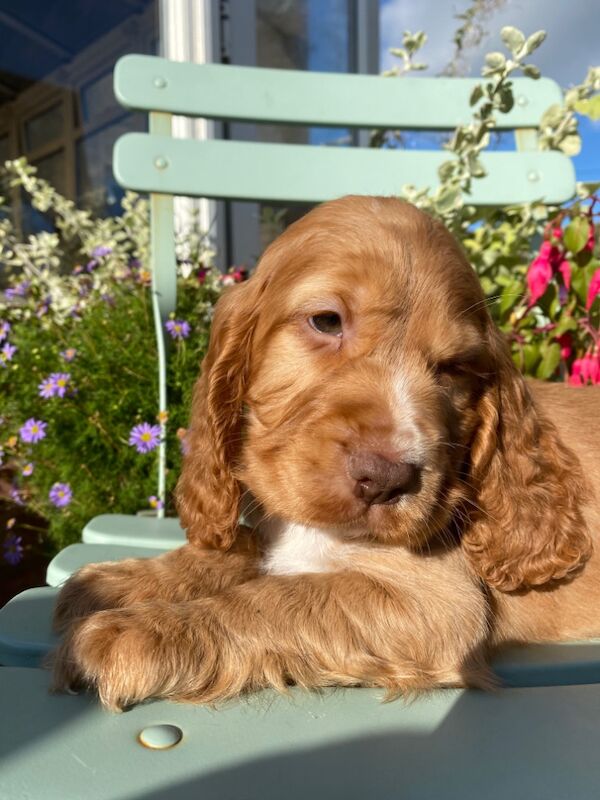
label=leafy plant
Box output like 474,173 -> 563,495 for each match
0,160 -> 239,557
383,25 -> 600,385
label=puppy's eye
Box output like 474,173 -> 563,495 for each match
309,312 -> 343,337
436,360 -> 464,376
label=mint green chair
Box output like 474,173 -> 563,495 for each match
3,55 -> 599,800
83,55 -> 574,553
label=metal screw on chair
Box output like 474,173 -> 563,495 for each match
527,170 -> 540,182
153,76 -> 167,89
154,156 -> 168,170
138,724 -> 183,750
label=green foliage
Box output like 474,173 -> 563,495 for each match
1,160 -> 228,552
385,26 -> 600,387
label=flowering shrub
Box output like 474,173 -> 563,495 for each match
497,197 -> 600,383
0,159 -> 242,557
387,26 -> 599,383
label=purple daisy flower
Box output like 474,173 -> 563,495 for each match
38,376 -> 56,398
39,373 -> 71,399
60,348 -> 77,362
50,372 -> 71,397
1,342 -> 17,364
148,495 -> 164,511
0,321 -> 10,341
3,533 -> 23,566
19,418 -> 47,444
92,245 -> 113,258
49,482 -> 72,508
10,487 -> 24,506
165,319 -> 191,340
22,462 -> 34,477
5,280 -> 30,300
51,372 -> 71,398
129,422 -> 161,454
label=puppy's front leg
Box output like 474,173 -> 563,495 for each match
51,570 -> 490,710
53,529 -> 259,633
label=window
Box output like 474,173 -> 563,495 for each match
221,0 -> 379,267
0,0 -> 159,233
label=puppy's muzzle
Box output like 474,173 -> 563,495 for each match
348,452 -> 418,505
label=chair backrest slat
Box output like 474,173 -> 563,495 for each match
114,134 -> 575,207
114,54 -> 562,131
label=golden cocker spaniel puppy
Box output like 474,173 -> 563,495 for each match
52,196 -> 599,710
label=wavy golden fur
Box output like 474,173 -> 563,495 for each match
51,196 -> 598,711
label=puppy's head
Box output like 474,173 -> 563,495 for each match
177,196 -> 591,591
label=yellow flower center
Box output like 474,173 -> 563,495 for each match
141,432 -> 152,442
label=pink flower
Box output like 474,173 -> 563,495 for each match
551,226 -> 563,240
558,260 -> 571,291
585,223 -> 595,252
539,241 -> 561,262
527,255 -> 553,305
586,268 -> 600,310
556,333 -> 573,360
569,354 -> 600,386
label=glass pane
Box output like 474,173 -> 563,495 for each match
236,0 -> 354,255
80,69 -> 120,125
0,0 -> 159,230
257,0 -> 350,72
33,149 -> 66,194
24,103 -> 63,151
255,0 -> 352,146
76,112 -> 145,216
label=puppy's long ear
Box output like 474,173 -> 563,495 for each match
176,279 -> 262,549
462,329 -> 592,592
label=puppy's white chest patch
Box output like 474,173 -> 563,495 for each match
260,521 -> 351,576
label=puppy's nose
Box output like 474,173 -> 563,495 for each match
348,452 -> 417,505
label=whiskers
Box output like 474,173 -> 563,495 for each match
457,292 -> 522,320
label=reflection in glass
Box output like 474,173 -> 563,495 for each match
252,0 -> 353,252
0,1 -> 158,230
25,103 -> 64,151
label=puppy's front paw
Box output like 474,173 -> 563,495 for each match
53,559 -> 154,634
50,605 -> 182,711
